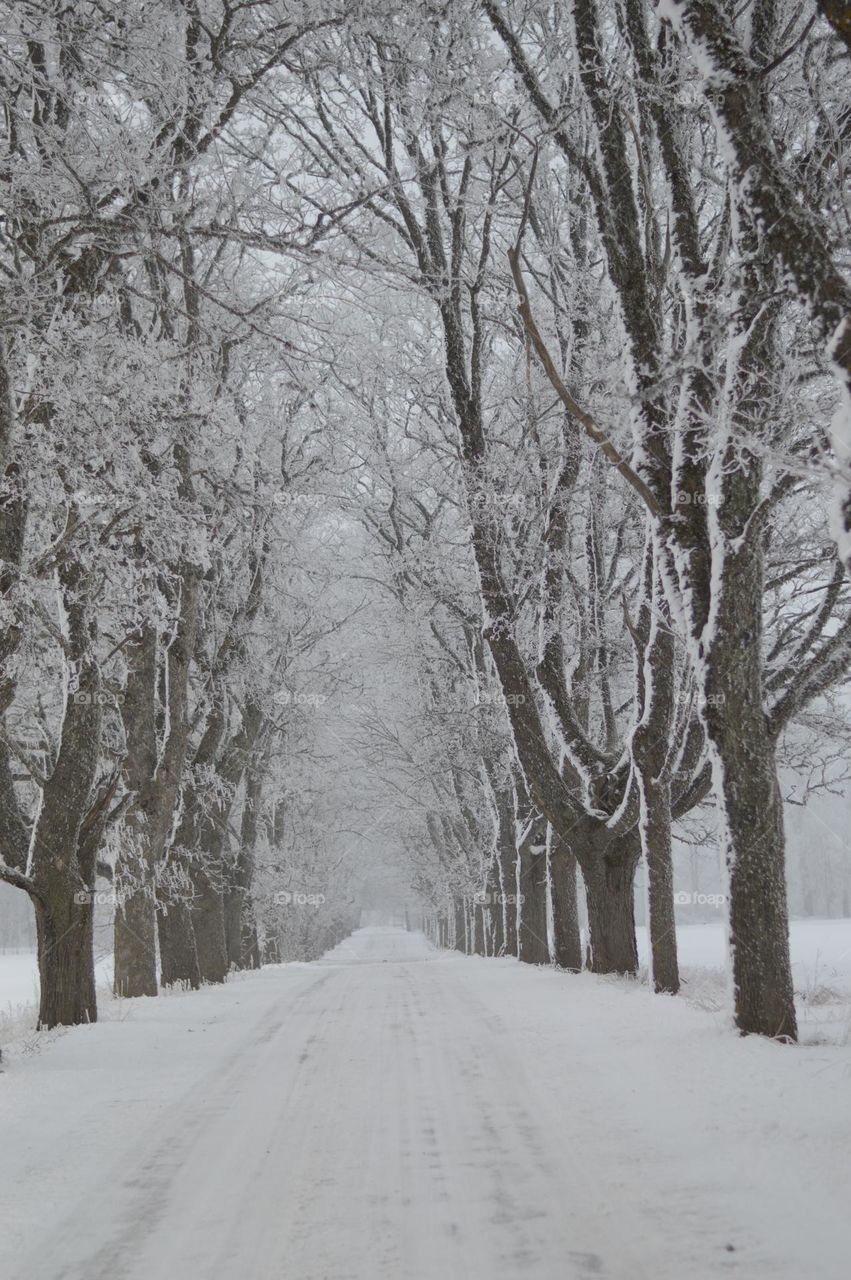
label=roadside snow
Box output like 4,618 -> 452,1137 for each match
6,919 -> 850,1044
636,919 -> 851,1042
1,926 -> 851,1280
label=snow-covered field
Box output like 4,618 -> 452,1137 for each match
639,918 -> 851,1043
638,917 -> 851,984
2,925 -> 851,1280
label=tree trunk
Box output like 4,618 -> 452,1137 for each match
699,412 -> 797,1038
114,887 -> 158,997
495,792 -> 519,956
223,887 -> 262,971
487,859 -> 504,956
716,744 -> 796,1039
224,888 -> 243,970
471,901 -> 486,955
518,819 -> 549,964
225,765 -> 264,971
29,557 -> 103,1027
114,574 -> 198,997
453,898 -> 466,952
631,562 -> 680,995
550,835 -> 582,972
113,625 -> 159,997
642,773 -> 679,994
583,847 -> 639,975
157,896 -> 201,989
192,865 -> 229,984
36,893 -> 96,1029
705,687 -> 797,1039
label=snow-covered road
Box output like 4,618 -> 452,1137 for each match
2,926 -> 851,1280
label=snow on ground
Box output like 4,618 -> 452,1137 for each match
1,926 -> 851,1280
0,951 -> 113,1026
635,919 -> 851,1043
6,918 -> 849,1046
636,918 -> 851,984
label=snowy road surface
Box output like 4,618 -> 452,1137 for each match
2,927 -> 851,1280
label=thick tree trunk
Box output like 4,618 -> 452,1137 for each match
224,888 -> 262,970
157,896 -> 201,989
722,760 -> 795,1039
453,898 -> 466,952
550,835 -> 582,972
472,897 -> 488,955
113,891 -> 157,997
496,793 -> 519,957
225,766 -> 264,970
113,625 -> 159,997
114,887 -> 158,997
29,557 -> 103,1027
632,560 -> 680,995
518,817 -> 549,964
642,774 -> 679,994
192,867 -> 229,984
224,889 -> 245,969
486,859 -> 504,956
185,701 -> 264,983
489,907 -> 501,957
114,575 -> 198,997
703,552 -> 797,1038
583,848 -> 639,975
35,894 -> 96,1029
699,294 -> 797,1039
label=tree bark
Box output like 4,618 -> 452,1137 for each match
641,773 -> 679,994
190,862 -> 229,984
583,842 -> 640,976
631,547 -> 680,995
115,569 -> 199,996
550,834 -> 582,972
29,557 -> 103,1027
703,545 -> 797,1039
486,857 -> 504,956
518,814 -> 549,965
453,898 -> 466,952
225,764 -> 264,971
114,887 -> 158,998
157,896 -> 201,989
114,625 -> 159,997
35,894 -> 97,1029
471,901 -> 486,955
